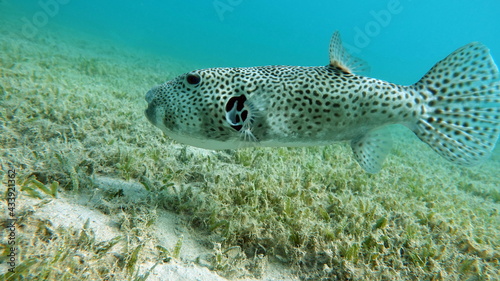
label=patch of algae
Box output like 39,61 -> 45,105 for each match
1,10 -> 499,281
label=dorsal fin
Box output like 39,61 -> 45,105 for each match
329,31 -> 369,74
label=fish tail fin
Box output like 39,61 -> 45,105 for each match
410,42 -> 500,165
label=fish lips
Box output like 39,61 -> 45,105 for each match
145,103 -> 157,125
145,89 -> 158,125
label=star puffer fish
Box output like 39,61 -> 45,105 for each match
145,32 -> 500,173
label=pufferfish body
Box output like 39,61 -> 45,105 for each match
145,32 -> 500,173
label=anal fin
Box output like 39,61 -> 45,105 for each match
351,128 -> 392,173
329,31 -> 370,74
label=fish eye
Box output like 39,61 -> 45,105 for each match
186,73 -> 201,85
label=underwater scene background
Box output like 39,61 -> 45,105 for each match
1,0 -> 499,280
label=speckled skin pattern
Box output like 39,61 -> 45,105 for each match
145,36 -> 499,171
146,66 -> 416,145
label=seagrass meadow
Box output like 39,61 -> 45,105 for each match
1,9 -> 500,281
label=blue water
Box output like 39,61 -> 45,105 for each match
9,0 -> 500,85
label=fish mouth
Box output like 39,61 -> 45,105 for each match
145,102 -> 156,125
